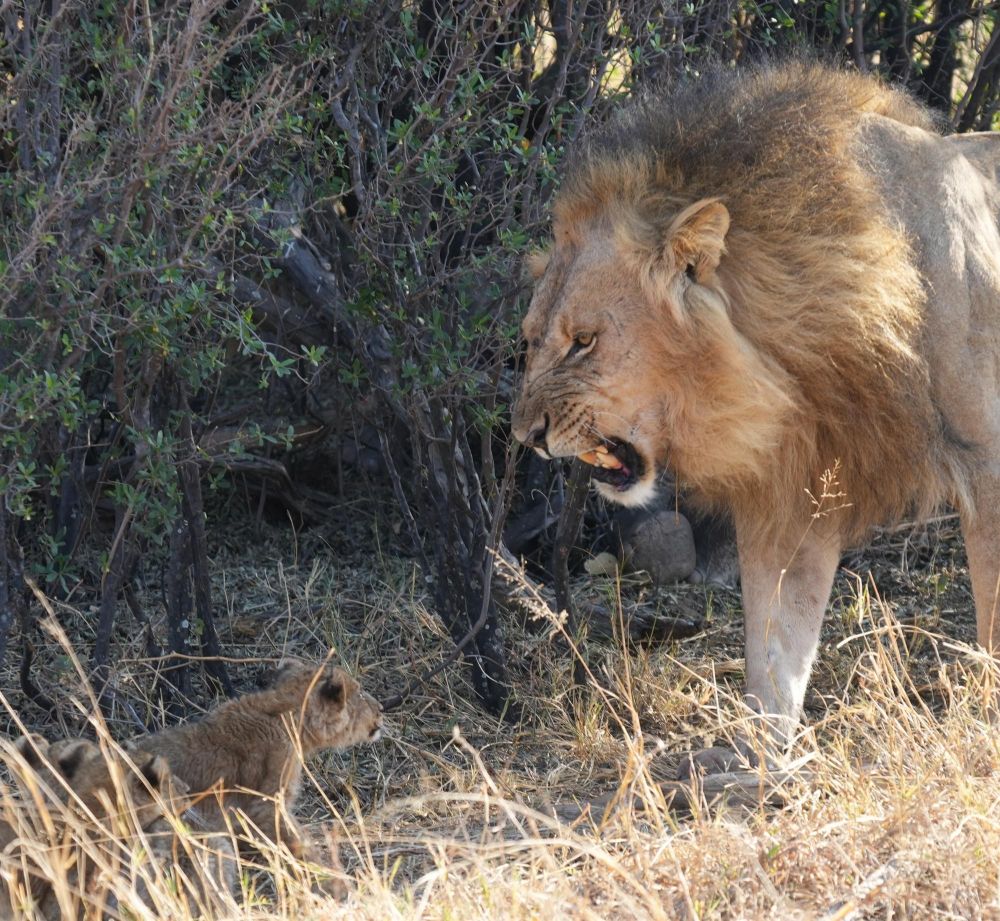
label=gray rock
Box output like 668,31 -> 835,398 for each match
689,533 -> 740,589
614,505 -> 697,585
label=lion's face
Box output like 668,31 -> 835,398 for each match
513,231 -> 663,506
513,200 -> 784,506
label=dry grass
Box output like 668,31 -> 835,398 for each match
2,500 -> 999,920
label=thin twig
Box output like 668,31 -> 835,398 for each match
380,441 -> 519,713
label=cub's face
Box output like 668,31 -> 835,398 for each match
271,659 -> 383,751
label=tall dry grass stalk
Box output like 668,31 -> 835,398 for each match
2,555 -> 998,919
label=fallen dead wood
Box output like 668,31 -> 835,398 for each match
492,544 -> 705,644
547,758 -> 888,826
545,767 -> 819,824
197,420 -> 327,455
659,767 -> 814,811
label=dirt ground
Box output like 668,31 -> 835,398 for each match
2,481 -> 996,919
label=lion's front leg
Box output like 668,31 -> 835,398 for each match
678,515 -> 841,779
961,466 -> 1000,656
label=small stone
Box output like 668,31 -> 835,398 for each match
584,551 -> 621,577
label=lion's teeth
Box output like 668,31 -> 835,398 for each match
578,450 -> 623,470
595,445 -> 608,454
577,448 -> 623,470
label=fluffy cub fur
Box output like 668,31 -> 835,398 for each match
1,736 -> 188,920
60,740 -> 235,917
0,660 -> 379,915
130,659 -> 383,857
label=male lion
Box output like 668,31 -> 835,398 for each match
512,61 -> 1000,776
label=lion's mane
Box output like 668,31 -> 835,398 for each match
553,61 -> 972,541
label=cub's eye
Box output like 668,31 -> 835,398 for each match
568,332 -> 596,358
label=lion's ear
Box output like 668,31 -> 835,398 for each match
524,247 -> 551,281
667,199 -> 729,283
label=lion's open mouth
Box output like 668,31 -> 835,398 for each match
576,440 -> 644,492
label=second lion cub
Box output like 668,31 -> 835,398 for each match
131,659 -> 382,857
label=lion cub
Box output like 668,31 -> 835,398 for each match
63,741 -> 236,916
130,659 -> 383,857
1,737 -> 189,920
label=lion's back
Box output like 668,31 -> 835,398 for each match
855,111 -> 1000,474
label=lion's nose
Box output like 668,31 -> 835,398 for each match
523,413 -> 549,451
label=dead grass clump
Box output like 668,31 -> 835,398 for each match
2,503 -> 998,919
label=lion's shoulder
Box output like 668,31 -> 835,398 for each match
855,111 -> 1000,246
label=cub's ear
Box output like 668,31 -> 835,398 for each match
13,734 -> 49,770
320,675 -> 346,706
138,754 -> 171,791
52,740 -> 97,782
666,198 -> 730,283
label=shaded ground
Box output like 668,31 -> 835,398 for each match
1,482 -> 995,919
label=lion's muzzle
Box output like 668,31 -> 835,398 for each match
511,395 -> 549,454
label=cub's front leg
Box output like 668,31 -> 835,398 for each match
679,514 -> 842,778
240,800 -> 309,857
243,802 -> 349,898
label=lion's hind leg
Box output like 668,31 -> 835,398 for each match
959,464 -> 1000,654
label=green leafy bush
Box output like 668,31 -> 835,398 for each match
1,0 -> 996,711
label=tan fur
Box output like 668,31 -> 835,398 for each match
57,741 -> 186,829
513,60 -> 1000,772
1,737 -> 191,920
130,659 -> 382,857
61,743 -> 236,917
1,737 -> 101,920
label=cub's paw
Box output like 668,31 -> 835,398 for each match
314,874 -> 351,901
676,746 -> 756,781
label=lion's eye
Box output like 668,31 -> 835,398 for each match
568,332 -> 596,358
